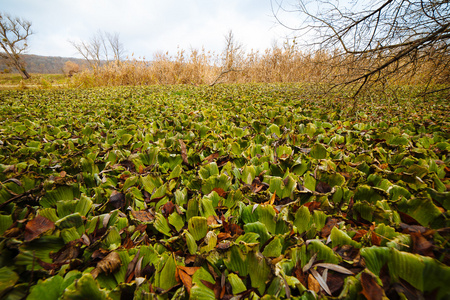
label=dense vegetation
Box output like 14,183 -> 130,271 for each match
0,84 -> 449,299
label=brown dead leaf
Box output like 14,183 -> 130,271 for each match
126,249 -> 141,282
24,215 -> 55,242
207,215 -> 219,226
398,211 -> 420,225
316,181 -> 332,194
304,201 -> 322,212
308,274 -> 321,293
371,231 -> 382,246
212,187 -> 227,197
204,152 -> 220,163
109,191 -> 125,209
161,201 -> 175,218
320,218 -> 338,238
217,232 -> 232,242
51,240 -> 82,264
293,262 -> 308,287
360,272 -> 384,300
266,193 -> 276,205
410,232 -> 434,257
131,210 -> 155,223
177,268 -> 193,293
352,229 -> 368,241
179,139 -> 189,165
91,251 -> 121,279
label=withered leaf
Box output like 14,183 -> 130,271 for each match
126,249 -> 141,280
161,201 -> 175,217
177,268 -> 193,293
178,265 -> 200,276
109,192 -> 125,209
371,231 -> 382,246
91,251 -> 121,279
207,215 -> 219,225
308,273 -> 321,293
51,240 -> 81,264
217,232 -> 232,242
310,268 -> 331,295
131,210 -> 155,223
360,272 -> 384,300
204,152 -> 220,163
320,218 -> 339,238
410,232 -> 434,257
216,241 -> 231,250
212,187 -> 227,197
24,215 -> 55,242
179,139 -> 189,165
316,181 -> 332,194
304,201 -> 322,212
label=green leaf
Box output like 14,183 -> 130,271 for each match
244,221 -> 271,245
310,143 -> 327,159
330,227 -> 361,249
0,267 -> 19,296
62,273 -> 108,299
55,212 -> 83,229
224,245 -> 248,276
228,273 -> 247,295
156,254 -> 178,290
304,173 -> 316,191
0,215 -> 13,235
168,211 -> 184,232
199,162 -> 219,180
293,206 -> 311,234
307,240 -> 340,264
188,216 -> 208,241
154,213 -> 172,237
262,236 -> 283,257
28,275 -> 64,300
190,285 -> 216,299
184,231 -> 198,255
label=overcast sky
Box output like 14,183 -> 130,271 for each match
1,0 -> 302,59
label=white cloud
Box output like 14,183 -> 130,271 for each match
1,0 -> 299,58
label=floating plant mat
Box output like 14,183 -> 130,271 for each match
0,84 -> 449,299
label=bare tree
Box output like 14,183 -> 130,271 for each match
70,30 -> 125,68
0,12 -> 32,79
272,0 -> 450,97
210,30 -> 245,86
105,32 -> 124,61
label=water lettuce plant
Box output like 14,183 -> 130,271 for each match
0,84 -> 449,299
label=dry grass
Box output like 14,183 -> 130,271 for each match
69,44 -> 450,90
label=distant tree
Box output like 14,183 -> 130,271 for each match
70,30 -> 125,68
273,0 -> 450,96
210,30 -> 245,86
0,12 -> 33,79
63,61 -> 80,77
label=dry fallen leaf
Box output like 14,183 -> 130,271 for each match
310,268 -> 332,295
308,273 -> 321,293
91,251 -> 122,279
360,272 -> 384,300
179,139 -> 189,165
24,215 -> 55,242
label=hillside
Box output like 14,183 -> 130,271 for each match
0,54 -> 88,74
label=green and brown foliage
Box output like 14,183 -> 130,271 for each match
0,84 -> 449,299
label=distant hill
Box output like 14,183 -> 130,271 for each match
0,54 -> 88,74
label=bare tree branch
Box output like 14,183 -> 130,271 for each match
0,12 -> 32,79
272,0 -> 450,101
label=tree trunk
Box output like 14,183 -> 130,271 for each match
18,67 -> 31,79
